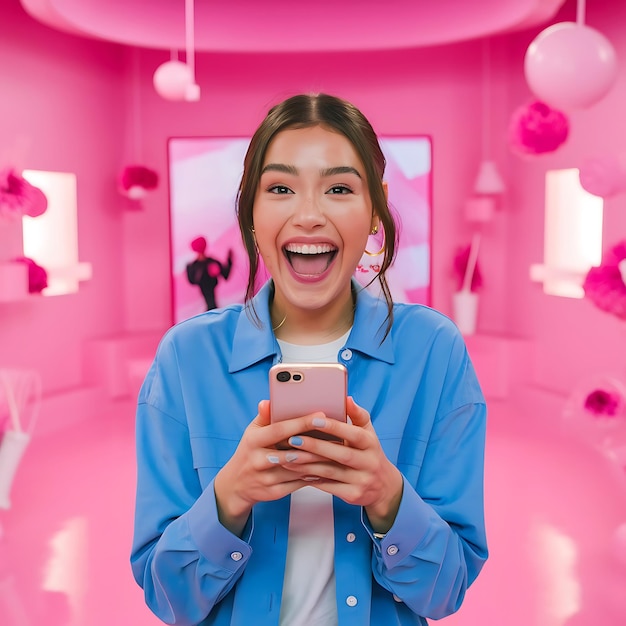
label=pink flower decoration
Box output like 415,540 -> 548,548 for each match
453,244 -> 483,292
0,168 -> 48,220
584,389 -> 621,418
13,257 -> 48,293
583,240 -> 626,320
509,100 -> 569,156
119,165 -> 159,199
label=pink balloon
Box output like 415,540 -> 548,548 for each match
525,22 -> 618,110
579,155 -> 626,198
153,60 -> 193,101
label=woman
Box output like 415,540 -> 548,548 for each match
131,93 -> 488,626
185,236 -> 233,311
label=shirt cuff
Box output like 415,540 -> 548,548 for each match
186,479 -> 253,572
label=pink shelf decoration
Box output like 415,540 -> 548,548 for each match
119,165 -> 159,201
0,168 -> 48,220
583,240 -> 626,320
509,100 -> 569,156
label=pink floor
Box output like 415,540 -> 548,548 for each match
1,397 -> 626,625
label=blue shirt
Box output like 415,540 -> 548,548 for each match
131,281 -> 488,626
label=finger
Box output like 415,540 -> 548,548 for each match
266,449 -> 326,467
250,400 -> 271,428
290,415 -> 372,451
253,412 -> 330,449
259,399 -> 270,421
346,396 -> 374,429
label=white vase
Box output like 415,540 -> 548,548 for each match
452,290 -> 479,336
0,430 -> 30,510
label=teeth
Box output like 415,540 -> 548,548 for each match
284,243 -> 335,255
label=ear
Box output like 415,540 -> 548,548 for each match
382,181 -> 389,201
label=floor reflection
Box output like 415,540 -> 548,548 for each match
0,398 -> 625,625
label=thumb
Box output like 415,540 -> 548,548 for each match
252,399 -> 271,428
346,396 -> 372,429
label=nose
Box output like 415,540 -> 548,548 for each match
291,192 -> 326,229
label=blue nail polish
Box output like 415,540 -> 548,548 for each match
285,452 -> 298,462
312,417 -> 326,428
267,454 -> 280,464
289,436 -> 303,446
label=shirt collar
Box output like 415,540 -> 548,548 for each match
229,280 -> 395,373
348,282 -> 395,364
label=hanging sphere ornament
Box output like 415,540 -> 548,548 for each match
524,22 -> 618,110
153,60 -> 194,101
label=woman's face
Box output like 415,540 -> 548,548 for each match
253,125 -> 378,316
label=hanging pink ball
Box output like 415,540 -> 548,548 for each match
153,60 -> 193,101
525,22 -> 618,110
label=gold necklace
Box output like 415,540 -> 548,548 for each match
272,315 -> 287,332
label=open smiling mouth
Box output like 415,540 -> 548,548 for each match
283,243 -> 338,276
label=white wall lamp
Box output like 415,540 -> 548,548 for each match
153,0 -> 200,102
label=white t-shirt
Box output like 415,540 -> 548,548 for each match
277,331 -> 350,626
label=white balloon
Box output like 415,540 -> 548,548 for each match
153,60 -> 193,101
525,22 -> 618,110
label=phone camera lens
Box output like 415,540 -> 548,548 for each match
292,373 -> 302,381
276,371 -> 291,382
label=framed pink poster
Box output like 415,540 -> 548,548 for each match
168,136 -> 432,324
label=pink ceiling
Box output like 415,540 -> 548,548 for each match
21,0 -> 568,52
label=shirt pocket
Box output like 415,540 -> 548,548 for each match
189,436 -> 239,487
396,436 -> 428,485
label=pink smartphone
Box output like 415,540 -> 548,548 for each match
269,363 -> 347,442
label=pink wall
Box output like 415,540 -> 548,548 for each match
124,43 -> 491,330
0,1 -> 128,395
503,0 -> 626,394
1,0 -> 624,410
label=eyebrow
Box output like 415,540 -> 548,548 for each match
261,163 -> 362,179
321,166 -> 362,179
261,163 -> 298,175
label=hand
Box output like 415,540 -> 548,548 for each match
269,397 -> 404,534
213,400 -> 330,536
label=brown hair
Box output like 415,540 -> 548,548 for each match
236,93 -> 398,338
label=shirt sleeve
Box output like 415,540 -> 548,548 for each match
130,342 -> 253,626
362,334 -> 488,620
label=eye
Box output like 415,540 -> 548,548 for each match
267,185 -> 293,194
327,185 -> 352,195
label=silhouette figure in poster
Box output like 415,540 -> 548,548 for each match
185,236 -> 233,311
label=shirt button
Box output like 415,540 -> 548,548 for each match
346,532 -> 356,543
346,595 -> 358,607
341,349 -> 353,361
386,545 -> 399,556
230,551 -> 243,561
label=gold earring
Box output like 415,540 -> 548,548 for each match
364,227 -> 385,257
